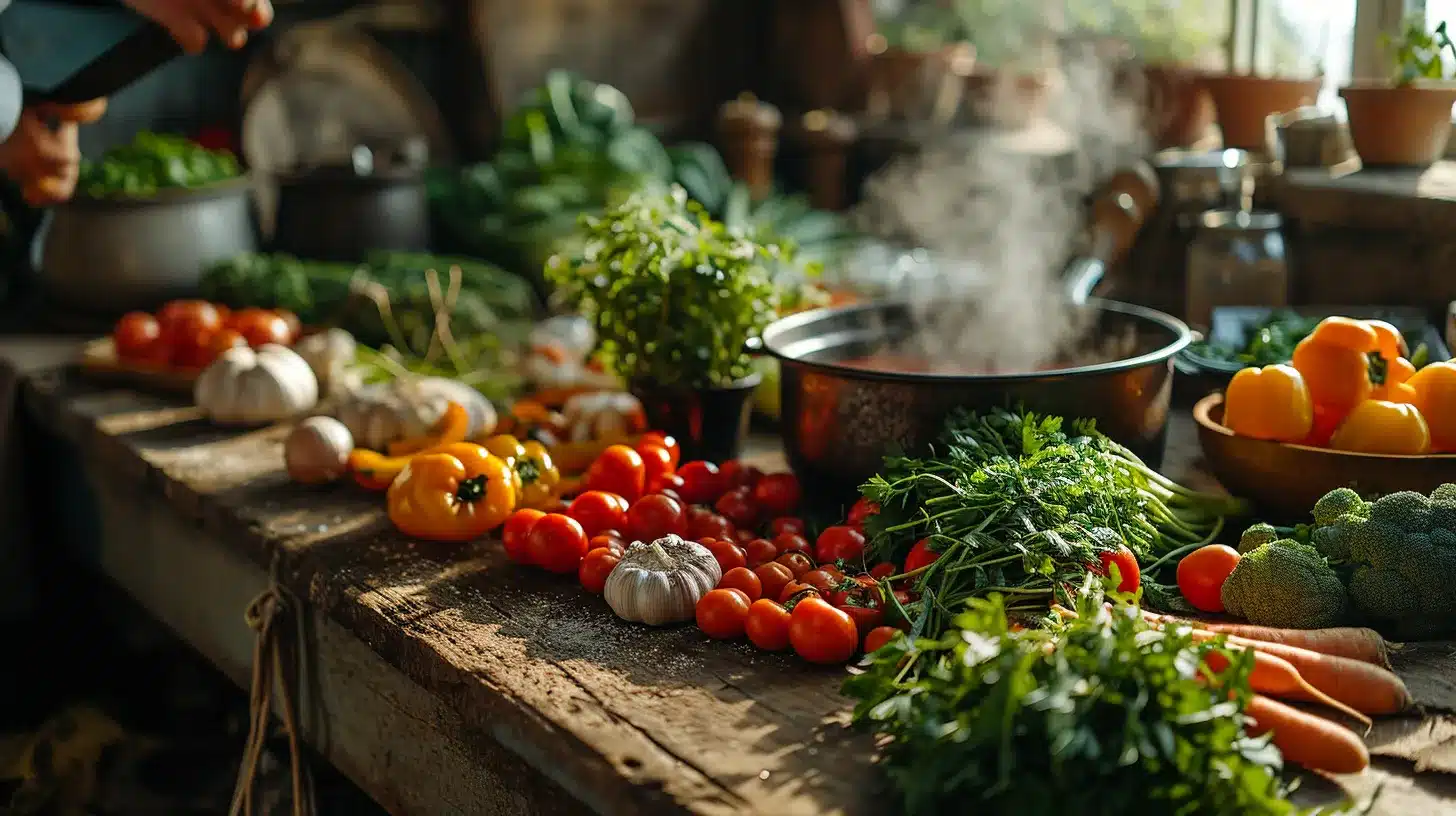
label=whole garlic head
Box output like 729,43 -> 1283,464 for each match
195,344 -> 319,425
603,535 -> 722,626
560,391 -> 647,444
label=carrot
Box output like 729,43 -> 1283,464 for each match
1203,648 -> 1371,728
1243,694 -> 1370,775
1140,611 -> 1390,667
1222,634 -> 1411,716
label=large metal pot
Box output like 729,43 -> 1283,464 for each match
759,297 -> 1193,500
270,144 -> 430,262
39,177 -> 257,316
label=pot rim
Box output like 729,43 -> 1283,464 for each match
630,371 -> 764,393
1341,79 -> 1456,94
63,174 -> 255,209
759,297 -> 1193,384
1201,73 -> 1324,85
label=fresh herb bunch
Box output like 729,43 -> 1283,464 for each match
1188,310 -> 1321,367
1386,18 -> 1456,85
843,584 -> 1315,816
545,185 -> 783,389
78,132 -> 240,198
862,409 -> 1246,633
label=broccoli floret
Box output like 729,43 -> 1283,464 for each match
1430,483 -> 1456,505
1221,540 -> 1349,629
1348,520 -> 1406,570
1347,566 -> 1421,622
1310,516 -> 1363,562
1238,522 -> 1280,554
1431,487 -> 1456,531
1312,487 -> 1370,527
1343,495 -> 1456,639
1369,491 -> 1431,534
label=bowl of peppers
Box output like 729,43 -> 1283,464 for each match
1195,316 -> 1456,519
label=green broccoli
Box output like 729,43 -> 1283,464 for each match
1237,522 -> 1279,554
1368,491 -> 1431,533
1312,487 -> 1370,527
1344,488 -> 1456,640
1310,513 -> 1364,561
1220,540 -> 1349,630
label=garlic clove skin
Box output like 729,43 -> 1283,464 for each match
603,535 -> 722,626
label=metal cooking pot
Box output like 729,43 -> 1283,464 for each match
39,176 -> 257,316
271,144 -> 430,262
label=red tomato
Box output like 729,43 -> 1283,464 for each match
840,602 -> 885,633
578,547 -> 622,594
815,525 -> 867,565
206,328 -> 247,364
230,308 -> 292,347
743,538 -> 778,567
648,472 -> 686,495
752,473 -> 801,518
1177,544 -> 1242,613
640,431 -> 680,469
768,517 -> 807,538
718,566 -> 762,601
273,309 -> 302,343
657,488 -> 684,505
779,580 -> 821,603
588,534 -> 625,554
696,588 -> 752,639
719,460 -> 763,491
170,330 -> 218,370
526,513 -> 588,574
113,312 -> 162,361
775,551 -> 814,577
868,562 -> 897,580
800,568 -> 839,593
828,574 -> 878,608
745,599 -> 792,651
635,442 -> 675,486
733,529 -> 757,546
502,508 -> 544,564
753,562 -> 795,604
685,506 -> 735,541
847,497 -> 880,530
903,538 -> 941,574
626,494 -> 687,541
158,300 -> 223,345
714,487 -> 759,530
676,461 -> 724,505
1092,545 -> 1142,594
585,445 -> 646,502
772,533 -> 811,558
700,537 -> 748,573
789,597 -> 859,664
567,491 -> 630,539
863,626 -> 901,654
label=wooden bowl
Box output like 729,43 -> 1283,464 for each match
1193,393 -> 1456,520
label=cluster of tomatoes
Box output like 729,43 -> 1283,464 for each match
111,300 -> 302,371
500,432 -> 917,666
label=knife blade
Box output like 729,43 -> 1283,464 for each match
0,0 -> 182,105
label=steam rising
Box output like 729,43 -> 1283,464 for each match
850,43 -> 1151,374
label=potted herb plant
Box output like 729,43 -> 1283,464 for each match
1202,73 -> 1324,152
866,2 -> 966,118
1341,19 -> 1456,167
545,186 -> 783,462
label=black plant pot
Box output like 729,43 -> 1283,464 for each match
631,374 -> 762,464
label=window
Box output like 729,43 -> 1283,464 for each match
1249,1 -> 1358,111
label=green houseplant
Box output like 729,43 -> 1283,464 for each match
1341,18 -> 1456,167
545,186 -> 785,460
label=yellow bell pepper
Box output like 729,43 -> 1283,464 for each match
1223,364 -> 1313,442
1291,317 -> 1381,444
480,434 -> 563,509
387,442 -> 517,542
1371,355 -> 1418,403
387,401 -> 469,456
1328,400 -> 1431,455
1408,361 -> 1456,452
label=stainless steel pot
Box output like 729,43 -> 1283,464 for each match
39,177 -> 257,315
270,143 -> 430,262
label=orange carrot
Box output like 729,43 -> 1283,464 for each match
1222,634 -> 1411,716
1140,611 -> 1390,667
1203,648 -> 1371,728
1244,695 -> 1370,775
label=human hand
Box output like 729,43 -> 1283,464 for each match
122,0 -> 274,55
0,100 -> 108,206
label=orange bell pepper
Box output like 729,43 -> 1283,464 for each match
1290,317 -> 1381,445
1366,320 -> 1409,363
1407,361 -> 1456,452
386,442 -> 517,542
387,401 -> 470,457
1371,355 -> 1417,403
1328,400 -> 1431,455
1222,364 -> 1313,442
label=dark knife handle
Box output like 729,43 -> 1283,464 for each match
27,19 -> 181,105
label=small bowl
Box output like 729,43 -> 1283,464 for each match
1193,393 -> 1456,520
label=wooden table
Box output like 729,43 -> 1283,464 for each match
7,339 -> 1456,816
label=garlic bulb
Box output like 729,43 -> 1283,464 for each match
195,344 -> 319,425
295,328 -> 357,397
335,376 -> 496,451
604,535 -> 722,626
285,416 -> 353,484
560,391 -> 647,444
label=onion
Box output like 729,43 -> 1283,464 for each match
285,416 -> 353,484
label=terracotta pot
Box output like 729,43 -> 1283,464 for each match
961,70 -> 1052,128
1139,64 -> 1215,149
867,44 -> 958,118
1341,83 -> 1456,167
1202,74 -> 1323,152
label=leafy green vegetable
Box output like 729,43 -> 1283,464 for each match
545,186 -> 783,389
78,132 -> 240,197
843,583 -> 1321,816
1187,311 -> 1321,368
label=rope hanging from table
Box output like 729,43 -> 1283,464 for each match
229,558 -> 316,816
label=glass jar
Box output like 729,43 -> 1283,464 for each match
1184,209 -> 1288,332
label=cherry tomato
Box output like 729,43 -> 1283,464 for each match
676,461 -> 725,504
903,538 -> 941,574
772,533 -> 811,558
1177,544 -> 1242,614
585,445 -> 646,502
273,309 -> 302,343
775,551 -> 814,577
715,487 -> 759,530
567,491 -> 630,539
635,441 -> 675,485
752,473 -> 801,518
789,597 -> 859,665
768,517 -> 807,538
815,525 -> 866,565
578,547 -> 622,594
745,599 -> 792,651
868,562 -> 897,581
206,328 -> 247,364
170,330 -> 219,370
626,494 -> 687,542
588,534 -> 625,554
700,537 -> 748,573
640,431 -> 680,469
696,588 -> 752,639
112,312 -> 162,361
648,472 -> 686,495
718,566 -> 762,601
779,580 -> 821,603
800,568 -> 839,593
840,602 -> 885,633
526,513 -> 588,574
230,308 -> 292,347
158,300 -> 223,345
657,488 -> 684,505
719,461 -> 763,491
753,562 -> 795,604
502,508 -> 544,564
1092,544 -> 1142,594
685,507 -> 735,541
828,574 -> 878,608
734,529 -> 757,546
847,497 -> 880,530
743,538 -> 778,567
863,626 -> 901,654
